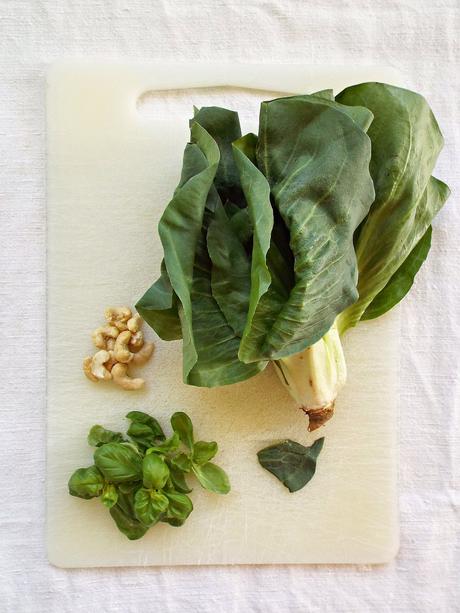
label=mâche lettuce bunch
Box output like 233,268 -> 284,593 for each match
137,83 -> 449,430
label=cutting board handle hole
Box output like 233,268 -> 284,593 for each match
136,87 -> 286,121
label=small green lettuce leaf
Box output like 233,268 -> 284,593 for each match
87,425 -> 124,447
171,412 -> 194,449
94,443 -> 143,484
193,441 -> 218,465
192,462 -> 230,495
68,465 -> 104,499
101,483 -> 118,509
142,454 -> 170,490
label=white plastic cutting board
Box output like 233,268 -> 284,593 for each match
47,62 -> 402,568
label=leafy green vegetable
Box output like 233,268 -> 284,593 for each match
142,453 -> 169,489
68,465 -> 104,499
137,83 -> 449,434
193,441 -> 218,465
170,412 -> 194,449
101,483 -> 118,508
362,225 -> 432,320
68,410 -> 230,539
336,82 -> 450,331
94,443 -> 143,483
87,425 -> 124,447
257,437 -> 324,492
134,488 -> 169,526
192,462 -> 231,495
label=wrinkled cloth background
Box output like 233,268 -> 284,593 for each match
1,1 -> 459,611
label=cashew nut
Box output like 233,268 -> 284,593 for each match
92,325 -> 119,349
131,342 -> 154,366
83,356 -> 99,382
105,307 -> 132,331
111,363 -> 144,390
127,314 -> 142,333
113,330 -> 133,363
104,350 -> 118,372
106,337 -> 115,351
129,330 -> 144,353
90,350 -> 113,380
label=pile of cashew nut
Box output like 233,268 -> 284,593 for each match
83,307 -> 154,390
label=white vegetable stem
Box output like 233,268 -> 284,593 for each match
273,322 -> 346,431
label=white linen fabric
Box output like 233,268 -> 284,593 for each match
0,1 -> 459,611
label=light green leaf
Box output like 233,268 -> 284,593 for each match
362,225 -> 432,320
164,491 -> 193,522
192,462 -> 231,495
170,452 -> 192,473
101,483 -> 118,509
146,431 -> 180,454
68,465 -> 104,499
134,488 -> 169,527
171,412 -> 194,449
142,454 -> 170,490
87,425 -> 124,448
336,83 -> 450,331
192,441 -> 218,465
94,443 -> 143,484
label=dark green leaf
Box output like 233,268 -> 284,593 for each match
117,482 -> 138,494
136,261 -> 182,341
134,488 -> 169,527
146,431 -> 180,454
126,411 -> 165,439
87,425 -> 124,447
192,462 -> 230,495
362,225 -> 432,320
192,106 -> 243,206
192,441 -> 218,465
166,463 -> 192,493
243,95 -> 374,361
257,437 -> 324,492
68,465 -> 104,499
142,453 -> 170,490
110,502 -> 149,540
170,452 -> 192,473
336,82 -> 450,330
101,483 -> 118,509
170,412 -> 194,449
207,202 -> 251,337
94,442 -> 143,484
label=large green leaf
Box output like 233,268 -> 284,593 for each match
193,106 -> 244,206
94,443 -> 143,484
136,261 -> 182,341
336,83 -> 450,331
207,202 -> 251,337
362,225 -> 432,320
242,95 -> 374,361
68,465 -> 104,499
135,141 -> 213,341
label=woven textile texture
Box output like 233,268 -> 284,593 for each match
0,1 -> 459,611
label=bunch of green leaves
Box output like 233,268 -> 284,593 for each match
137,83 -> 449,390
68,411 -> 230,540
